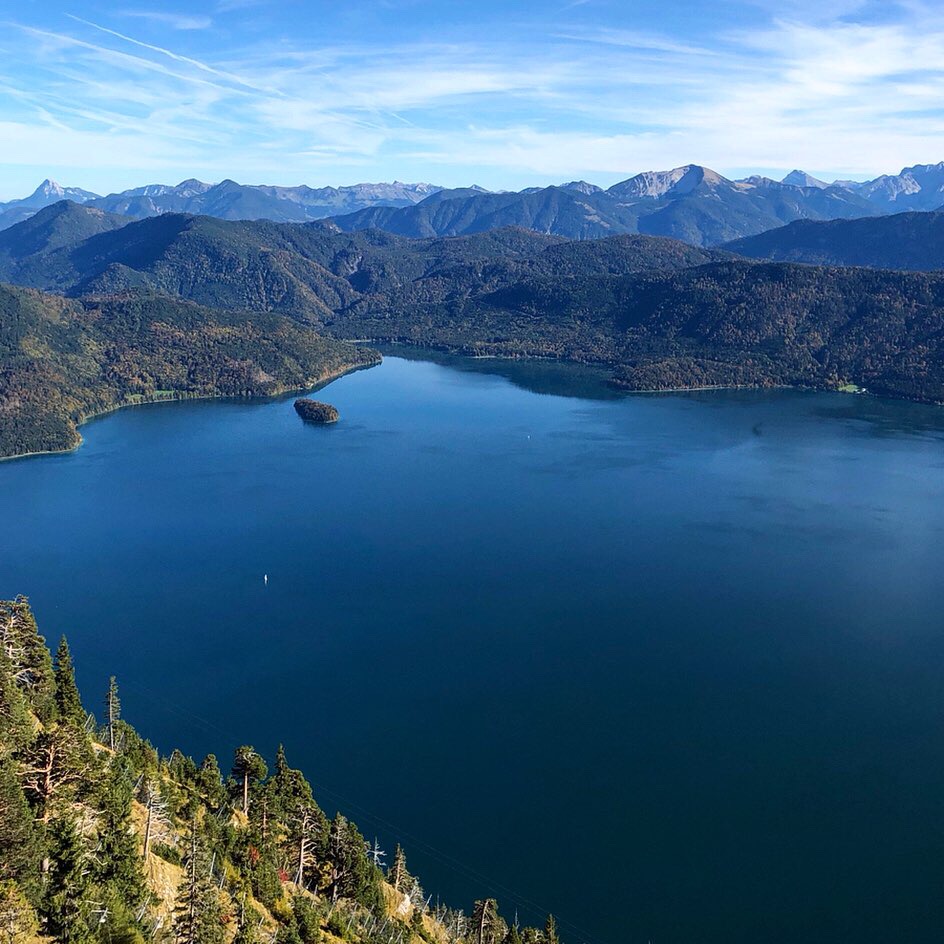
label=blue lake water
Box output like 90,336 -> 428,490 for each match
3,352 -> 944,943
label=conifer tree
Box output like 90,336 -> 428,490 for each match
470,899 -> 505,944
290,802 -> 324,888
232,912 -> 261,944
275,743 -> 289,777
0,598 -> 56,723
231,747 -> 267,816
325,814 -> 380,909
389,844 -> 410,892
94,760 -> 150,917
21,723 -> 94,824
54,637 -> 86,728
0,649 -> 32,763
502,923 -> 523,944
197,755 -> 227,810
0,880 -> 38,944
43,817 -> 93,944
173,825 -> 224,944
0,760 -> 41,901
106,677 -> 121,751
543,915 -> 559,944
168,749 -> 196,778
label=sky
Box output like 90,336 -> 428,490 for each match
2,0 -> 944,198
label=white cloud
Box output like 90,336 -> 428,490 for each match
119,11 -> 213,31
3,3 -> 944,193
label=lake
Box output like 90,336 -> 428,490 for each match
3,352 -> 944,943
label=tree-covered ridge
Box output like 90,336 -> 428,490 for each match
0,284 -> 379,459
723,211 -> 944,271
0,597 -> 560,944
5,203 -> 944,461
327,261 -> 944,403
0,204 -> 728,321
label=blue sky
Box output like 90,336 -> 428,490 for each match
1,0 -> 943,198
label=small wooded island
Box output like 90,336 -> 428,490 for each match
294,397 -> 340,423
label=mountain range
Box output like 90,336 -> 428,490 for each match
0,178 -> 445,232
5,162 -> 944,246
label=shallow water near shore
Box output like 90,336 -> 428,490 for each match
3,353 -> 944,944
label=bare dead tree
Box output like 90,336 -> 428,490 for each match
20,727 -> 92,824
138,778 -> 171,859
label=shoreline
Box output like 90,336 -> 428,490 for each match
5,348 -> 940,464
0,356 -> 380,464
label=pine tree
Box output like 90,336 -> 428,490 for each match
172,825 -> 224,944
232,913 -> 261,944
0,598 -> 56,723
54,637 -> 86,728
197,755 -> 226,810
543,915 -> 559,944
20,723 -> 94,824
275,744 -> 289,778
0,645 -> 33,755
470,899 -> 505,944
324,814 -> 380,909
43,816 -> 94,944
0,880 -> 38,944
105,677 -> 120,751
502,923 -> 523,944
231,747 -> 267,816
389,844 -> 410,892
94,760 -> 150,916
0,760 -> 41,901
232,892 -> 263,944
290,802 -> 324,888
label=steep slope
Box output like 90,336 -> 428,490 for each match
0,282 -> 379,458
0,599 -> 557,944
0,209 -> 363,321
724,211 -> 944,270
850,162 -> 944,211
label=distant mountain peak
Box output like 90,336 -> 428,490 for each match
34,178 -> 64,194
561,180 -> 603,194
782,170 -> 829,189
608,164 -> 728,200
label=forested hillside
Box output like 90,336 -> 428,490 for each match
0,283 -> 378,459
0,597 -> 559,944
323,261 -> 944,402
724,211 -> 944,270
5,202 -> 944,462
0,204 -> 726,318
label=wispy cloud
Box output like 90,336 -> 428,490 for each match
119,11 -> 213,31
3,2 -> 944,195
